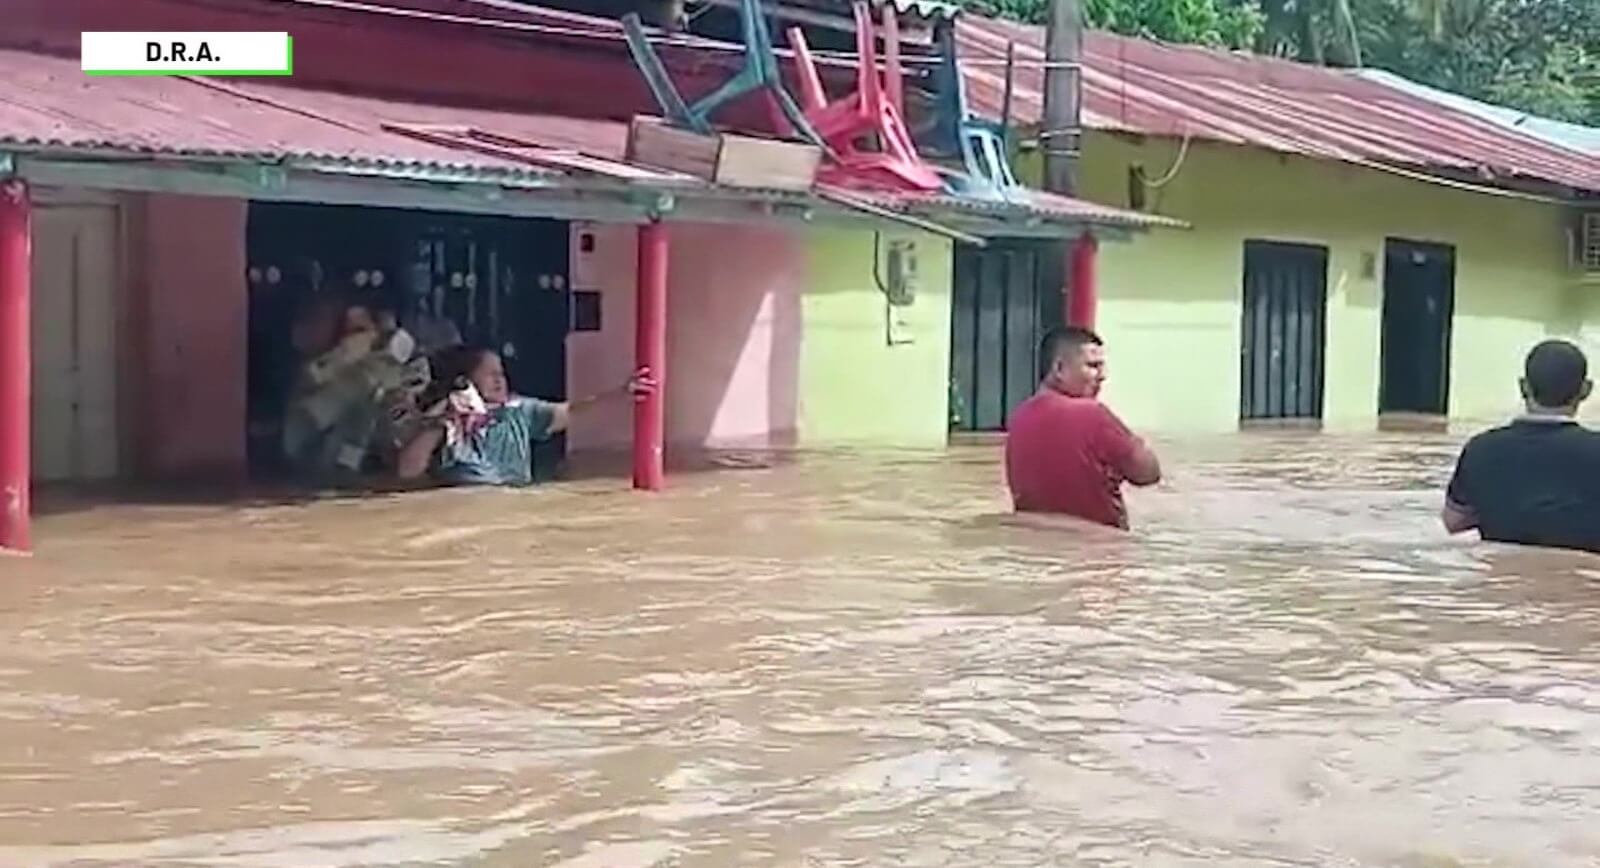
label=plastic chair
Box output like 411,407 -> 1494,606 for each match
787,3 -> 943,192
924,25 -> 1020,200
621,0 -> 824,148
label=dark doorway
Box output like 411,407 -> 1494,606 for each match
949,241 -> 1054,432
1240,240 -> 1329,422
1380,238 -> 1456,416
245,204 -> 573,479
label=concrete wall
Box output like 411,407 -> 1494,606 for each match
1022,134 -> 1593,433
799,227 -> 954,448
132,193 -> 249,479
565,221 -> 805,452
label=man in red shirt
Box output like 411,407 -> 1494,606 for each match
1004,327 -> 1162,529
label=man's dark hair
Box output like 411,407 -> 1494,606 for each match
1038,326 -> 1103,380
1524,339 -> 1589,408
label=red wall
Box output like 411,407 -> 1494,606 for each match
5,0 -> 782,130
132,194 -> 250,481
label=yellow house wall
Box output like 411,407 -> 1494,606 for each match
798,227 -> 955,447
1022,135 -> 1593,432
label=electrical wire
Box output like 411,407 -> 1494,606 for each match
1136,129 -> 1190,189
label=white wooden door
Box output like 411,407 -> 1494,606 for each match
30,204 -> 120,482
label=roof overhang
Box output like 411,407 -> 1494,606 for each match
3,147 -> 1176,245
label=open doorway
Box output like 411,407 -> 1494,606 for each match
245,204 -> 572,481
1379,239 -> 1456,417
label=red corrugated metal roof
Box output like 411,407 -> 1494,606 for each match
0,47 -> 648,184
0,45 -> 1171,232
957,16 -> 1600,193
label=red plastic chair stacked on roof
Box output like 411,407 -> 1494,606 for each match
787,3 -> 943,193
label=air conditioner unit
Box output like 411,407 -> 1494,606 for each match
1575,210 -> 1600,281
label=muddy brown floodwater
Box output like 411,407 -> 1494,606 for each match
2,433 -> 1600,867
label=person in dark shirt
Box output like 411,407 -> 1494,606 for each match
1443,339 -> 1600,554
1005,326 -> 1162,529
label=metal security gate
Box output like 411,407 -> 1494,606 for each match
949,242 -> 1052,431
1240,241 -> 1329,421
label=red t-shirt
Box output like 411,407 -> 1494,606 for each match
1004,390 -> 1142,529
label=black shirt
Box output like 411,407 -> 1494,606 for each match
1447,417 -> 1600,554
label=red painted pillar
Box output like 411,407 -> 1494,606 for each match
632,220 -> 668,491
1066,233 -> 1099,330
0,179 -> 31,553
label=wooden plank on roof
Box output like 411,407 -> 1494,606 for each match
381,122 -> 687,183
626,116 -> 821,192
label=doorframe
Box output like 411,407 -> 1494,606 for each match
1377,237 -> 1457,418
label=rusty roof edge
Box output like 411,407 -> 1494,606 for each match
3,140 -> 1182,238
804,184 -> 1188,232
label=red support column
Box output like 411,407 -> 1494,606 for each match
632,220 -> 668,491
0,179 -> 31,553
1066,232 -> 1099,330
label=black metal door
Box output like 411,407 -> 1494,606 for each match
950,242 -> 1048,431
1240,241 -> 1329,421
1380,239 -> 1456,415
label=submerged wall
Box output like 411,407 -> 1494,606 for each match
1023,135 -> 1590,433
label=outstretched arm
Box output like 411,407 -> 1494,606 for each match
542,367 -> 657,436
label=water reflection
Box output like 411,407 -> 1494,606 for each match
2,432 -> 1598,866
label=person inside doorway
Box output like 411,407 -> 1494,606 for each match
396,347 -> 656,487
1004,326 -> 1162,529
281,295 -> 425,483
1442,339 -> 1600,554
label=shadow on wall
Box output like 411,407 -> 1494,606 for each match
565,222 -> 804,452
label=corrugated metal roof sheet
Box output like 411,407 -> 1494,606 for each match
828,185 -> 1185,229
1358,70 -> 1600,157
956,16 -> 1600,194
0,45 -> 1169,234
878,0 -> 960,21
0,47 -> 647,186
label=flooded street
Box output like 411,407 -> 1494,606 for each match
3,433 -> 1599,867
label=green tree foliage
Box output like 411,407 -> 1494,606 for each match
961,0 -> 1600,124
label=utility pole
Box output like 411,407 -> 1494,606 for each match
1041,0 -> 1083,195
1040,0 -> 1097,328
